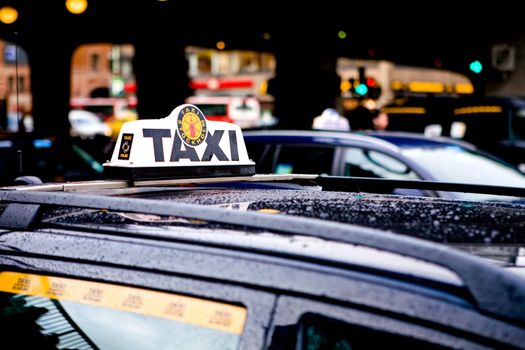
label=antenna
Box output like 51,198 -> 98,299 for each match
14,31 -> 21,133
14,31 -> 23,177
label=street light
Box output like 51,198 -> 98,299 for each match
0,6 -> 18,24
66,0 -> 88,15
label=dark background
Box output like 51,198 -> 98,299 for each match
0,0 -> 522,133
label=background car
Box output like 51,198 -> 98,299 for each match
244,130 -> 525,201
0,132 -> 104,185
68,109 -> 111,139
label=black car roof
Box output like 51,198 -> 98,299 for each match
2,179 -> 525,326
3,176 -> 525,242
126,188 -> 525,243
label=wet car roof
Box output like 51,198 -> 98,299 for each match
29,186 -> 522,254
127,188 -> 525,242
2,178 -> 525,347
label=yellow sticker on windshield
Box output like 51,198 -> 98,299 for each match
0,271 -> 246,335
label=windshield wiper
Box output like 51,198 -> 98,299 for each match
1,189 -> 525,324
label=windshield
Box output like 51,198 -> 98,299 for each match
402,146 -> 525,201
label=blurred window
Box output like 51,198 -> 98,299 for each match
7,76 -> 13,91
239,52 -> 259,73
402,146 -> 525,200
511,107 -> 525,140
18,76 -> 24,92
297,314 -> 447,349
90,53 -> 100,71
343,147 -> 419,180
275,145 -> 335,175
215,52 -> 231,75
197,55 -> 212,74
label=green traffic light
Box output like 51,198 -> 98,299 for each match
469,60 -> 483,74
355,83 -> 368,96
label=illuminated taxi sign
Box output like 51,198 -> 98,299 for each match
104,104 -> 255,181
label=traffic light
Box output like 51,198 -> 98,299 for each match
366,78 -> 382,99
469,60 -> 483,74
349,77 -> 381,99
355,83 -> 368,96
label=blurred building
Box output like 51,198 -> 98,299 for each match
186,46 -> 275,98
185,46 -> 277,127
71,44 -> 135,99
0,39 -> 32,128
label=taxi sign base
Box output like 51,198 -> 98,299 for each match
104,164 -> 255,182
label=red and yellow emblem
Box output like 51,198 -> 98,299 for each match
177,106 -> 207,146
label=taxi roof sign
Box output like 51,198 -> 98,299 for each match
103,104 -> 255,181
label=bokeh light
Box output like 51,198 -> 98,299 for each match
0,6 -> 18,24
66,0 -> 88,15
216,41 -> 226,50
355,83 -> 368,96
469,60 -> 483,74
338,31 -> 347,39
340,81 -> 351,92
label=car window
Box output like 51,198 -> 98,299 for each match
274,145 -> 335,175
0,271 -> 247,350
402,145 -> 525,200
402,146 -> 525,184
245,142 -> 273,173
297,314 -> 445,349
268,297 -> 489,349
343,147 -> 419,180
511,107 -> 525,141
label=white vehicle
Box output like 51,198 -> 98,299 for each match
68,109 -> 111,139
186,95 -> 261,129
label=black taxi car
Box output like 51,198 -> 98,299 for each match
1,104 -> 525,349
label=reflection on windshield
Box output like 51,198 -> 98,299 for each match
0,272 -> 246,350
402,146 -> 525,200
